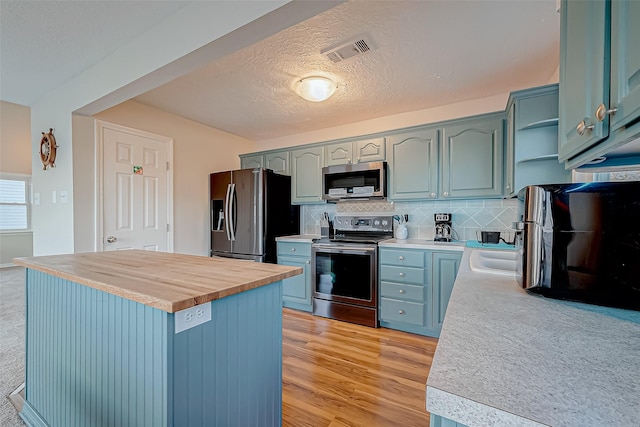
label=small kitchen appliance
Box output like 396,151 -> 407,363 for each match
434,213 -> 452,242
322,161 -> 387,201
515,182 -> 640,311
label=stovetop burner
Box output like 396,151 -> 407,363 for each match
318,215 -> 394,245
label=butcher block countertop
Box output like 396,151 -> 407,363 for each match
14,250 -> 302,313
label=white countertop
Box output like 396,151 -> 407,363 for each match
379,238 -> 465,251
275,234 -> 320,243
427,248 -> 640,427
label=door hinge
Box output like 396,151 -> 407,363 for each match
166,224 -> 170,232
166,161 -> 170,171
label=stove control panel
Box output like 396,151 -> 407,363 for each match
333,215 -> 394,232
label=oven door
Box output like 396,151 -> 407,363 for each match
311,243 -> 377,307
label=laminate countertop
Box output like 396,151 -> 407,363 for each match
14,250 -> 302,313
426,248 -> 640,427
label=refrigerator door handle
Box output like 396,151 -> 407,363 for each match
254,170 -> 264,253
229,183 -> 236,241
225,183 -> 233,241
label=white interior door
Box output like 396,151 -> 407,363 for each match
101,123 -> 172,251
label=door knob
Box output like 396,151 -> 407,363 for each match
106,236 -> 117,243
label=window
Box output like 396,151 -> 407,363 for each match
0,174 -> 31,231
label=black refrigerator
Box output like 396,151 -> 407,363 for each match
210,168 -> 299,263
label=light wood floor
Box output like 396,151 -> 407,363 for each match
282,308 -> 438,427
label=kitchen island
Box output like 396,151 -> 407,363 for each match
426,248 -> 640,426
14,250 -> 302,427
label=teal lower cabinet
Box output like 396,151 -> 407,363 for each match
277,240 -> 312,312
21,269 -> 283,427
378,247 -> 461,337
430,414 -> 469,427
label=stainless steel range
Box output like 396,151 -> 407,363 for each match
312,215 -> 393,327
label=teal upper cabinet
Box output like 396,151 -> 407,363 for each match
558,0 -> 610,161
291,146 -> 324,204
325,141 -> 353,166
354,138 -> 385,163
324,137 -> 385,166
610,0 -> 640,133
240,153 -> 264,169
505,84 -> 571,197
559,0 -> 640,168
264,150 -> 290,175
441,114 -> 504,199
386,127 -> 439,200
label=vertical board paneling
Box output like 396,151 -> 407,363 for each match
171,281 -> 283,427
24,269 -> 169,427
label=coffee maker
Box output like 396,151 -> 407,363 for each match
434,213 -> 452,242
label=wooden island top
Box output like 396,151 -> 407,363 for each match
14,250 -> 302,312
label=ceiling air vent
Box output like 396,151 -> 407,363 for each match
321,35 -> 374,63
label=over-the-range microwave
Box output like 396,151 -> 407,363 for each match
322,161 -> 387,201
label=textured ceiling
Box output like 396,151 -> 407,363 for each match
134,0 -> 560,141
0,0 -> 560,143
0,0 -> 187,106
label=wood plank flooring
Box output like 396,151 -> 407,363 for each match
282,308 -> 438,427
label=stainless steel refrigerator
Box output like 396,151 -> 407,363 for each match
210,168 -> 300,263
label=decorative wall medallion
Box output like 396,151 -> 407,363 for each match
40,128 -> 58,170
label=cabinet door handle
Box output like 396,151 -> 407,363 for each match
430,192 -> 437,198
576,120 -> 595,136
399,272 -> 405,277
595,103 -> 617,122
399,289 -> 405,294
291,247 -> 296,251
306,260 -> 310,264
398,310 -> 405,315
443,191 -> 449,197
398,256 -> 404,261
506,184 -> 511,190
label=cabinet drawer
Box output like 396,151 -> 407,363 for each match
380,265 -> 424,285
380,281 -> 424,302
380,298 -> 425,326
277,241 -> 311,257
379,249 -> 425,267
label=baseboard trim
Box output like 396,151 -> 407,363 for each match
18,397 -> 48,427
9,382 -> 25,413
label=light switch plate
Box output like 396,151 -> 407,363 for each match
33,193 -> 40,205
175,302 -> 212,334
59,191 -> 68,203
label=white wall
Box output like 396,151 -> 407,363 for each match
93,101 -> 256,256
0,101 -> 32,174
27,1 -> 334,256
0,101 -> 33,263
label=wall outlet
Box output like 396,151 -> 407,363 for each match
174,302 -> 211,334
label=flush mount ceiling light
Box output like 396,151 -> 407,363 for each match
294,76 -> 337,102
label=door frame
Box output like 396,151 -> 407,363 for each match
95,120 -> 174,252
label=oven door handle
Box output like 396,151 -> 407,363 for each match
312,246 -> 376,255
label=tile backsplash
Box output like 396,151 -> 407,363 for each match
302,198 -> 519,241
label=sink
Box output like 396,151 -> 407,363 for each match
469,249 -> 517,276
